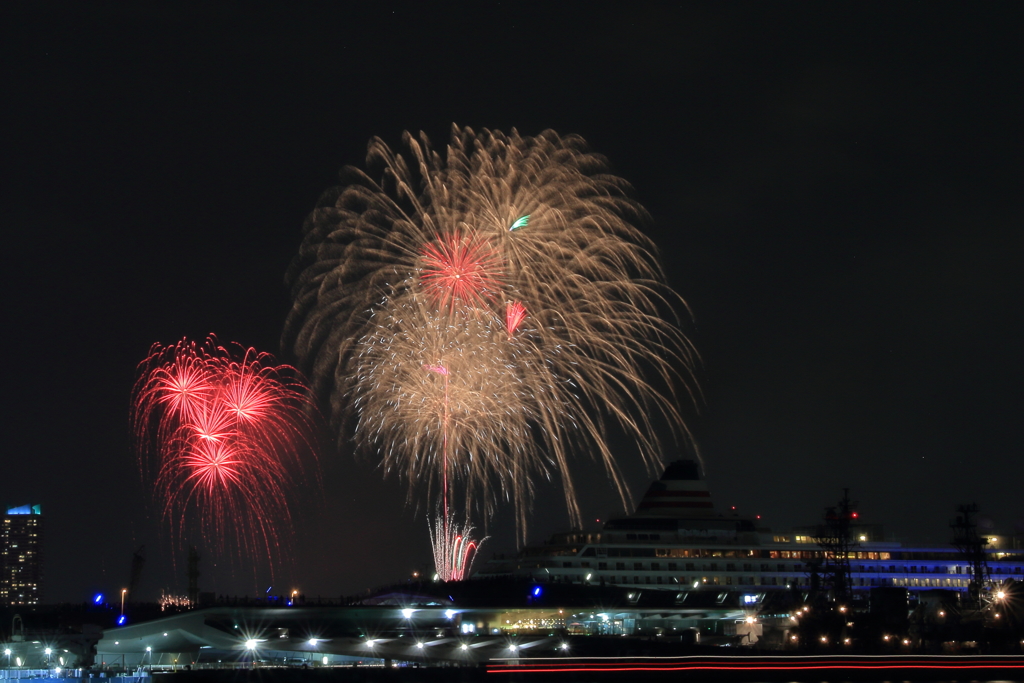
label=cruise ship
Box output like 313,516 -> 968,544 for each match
476,460 -> 1024,596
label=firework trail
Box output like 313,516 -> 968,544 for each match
429,513 -> 485,582
132,336 -> 319,564
285,125 -> 695,539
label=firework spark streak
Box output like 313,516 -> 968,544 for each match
285,125 -> 696,538
132,336 -> 318,565
429,514 -> 485,582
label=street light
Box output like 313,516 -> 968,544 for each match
121,589 -> 127,616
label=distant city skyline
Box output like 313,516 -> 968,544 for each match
2,505 -> 43,606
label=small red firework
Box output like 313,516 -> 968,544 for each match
505,300 -> 527,336
183,439 -> 243,489
419,232 -> 501,312
132,336 -> 319,567
154,355 -> 213,423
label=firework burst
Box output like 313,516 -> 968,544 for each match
132,336 -> 319,565
429,513 -> 486,582
285,125 -> 696,539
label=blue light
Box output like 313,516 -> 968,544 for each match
532,586 -> 542,597
742,594 -> 758,604
93,594 -> 104,605
117,615 -> 127,626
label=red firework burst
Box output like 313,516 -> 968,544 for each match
419,232 -> 502,312
132,336 -> 319,566
505,300 -> 527,336
153,355 -> 213,423
184,439 -> 243,489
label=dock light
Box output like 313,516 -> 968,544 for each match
938,611 -> 945,617
560,642 -> 569,651
820,636 -> 827,643
44,649 -> 52,656
4,649 -> 10,656
508,645 -> 517,652
884,635 -> 890,641
308,639 -> 319,646
839,606 -> 847,613
402,608 -> 414,618
585,573 -> 592,581
445,609 -> 456,620
996,590 -> 1006,600
322,657 -> 328,665
460,643 -> 468,651
15,658 -> 21,667
244,640 -> 257,650
745,616 -> 755,624
790,636 -> 797,642
146,647 -> 151,652
844,638 -> 851,645
902,639 -> 910,645
416,642 -> 423,649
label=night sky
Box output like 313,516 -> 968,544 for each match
3,3 -> 1022,603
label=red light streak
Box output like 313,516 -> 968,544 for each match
486,655 -> 1024,674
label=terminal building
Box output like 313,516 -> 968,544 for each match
0,468 -> 1021,669
2,504 -> 43,605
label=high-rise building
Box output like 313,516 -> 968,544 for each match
2,504 -> 43,605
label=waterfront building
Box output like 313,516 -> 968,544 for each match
475,461 -> 1024,597
2,504 -> 43,605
